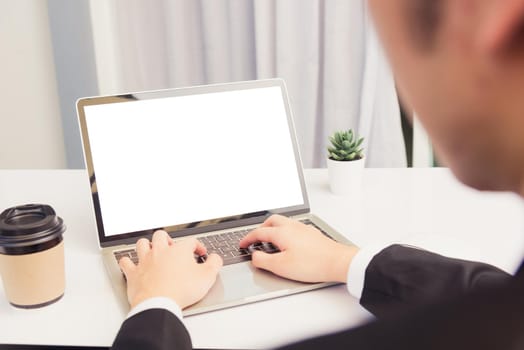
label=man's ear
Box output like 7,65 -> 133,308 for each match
478,0 -> 524,54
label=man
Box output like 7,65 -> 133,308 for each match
112,0 -> 524,348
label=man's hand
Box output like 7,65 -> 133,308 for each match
119,230 -> 223,309
240,215 -> 358,283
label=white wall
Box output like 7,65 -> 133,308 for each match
412,114 -> 434,167
0,1 -> 66,168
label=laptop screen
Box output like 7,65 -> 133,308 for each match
78,80 -> 308,244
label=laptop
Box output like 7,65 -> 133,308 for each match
76,78 -> 355,316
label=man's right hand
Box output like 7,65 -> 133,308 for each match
239,215 -> 359,283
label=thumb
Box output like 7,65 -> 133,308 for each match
251,251 -> 281,272
203,253 -> 223,275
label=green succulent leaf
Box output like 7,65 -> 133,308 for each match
331,153 -> 342,161
335,132 -> 342,145
329,136 -> 341,149
327,129 -> 365,161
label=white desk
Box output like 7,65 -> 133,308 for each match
0,168 -> 523,348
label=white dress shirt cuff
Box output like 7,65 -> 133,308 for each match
346,242 -> 397,299
126,297 -> 184,321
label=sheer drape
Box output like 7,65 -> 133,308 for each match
89,0 -> 406,167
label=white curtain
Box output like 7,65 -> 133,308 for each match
89,0 -> 406,168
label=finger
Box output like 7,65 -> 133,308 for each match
239,227 -> 280,248
194,240 -> 207,256
261,214 -> 291,227
203,253 -> 223,274
136,238 -> 151,261
174,238 -> 206,256
152,230 -> 170,249
251,250 -> 283,273
118,257 -> 136,278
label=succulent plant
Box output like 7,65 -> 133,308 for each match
327,129 -> 364,161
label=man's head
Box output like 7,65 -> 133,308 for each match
368,0 -> 524,193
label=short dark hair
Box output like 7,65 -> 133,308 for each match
405,0 -> 442,50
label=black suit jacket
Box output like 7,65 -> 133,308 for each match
112,244 -> 524,349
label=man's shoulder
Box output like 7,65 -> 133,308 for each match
112,309 -> 191,350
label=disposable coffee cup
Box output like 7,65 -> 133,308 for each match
0,204 -> 66,308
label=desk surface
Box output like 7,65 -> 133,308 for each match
0,168 -> 523,348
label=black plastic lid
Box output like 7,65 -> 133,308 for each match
0,204 -> 65,255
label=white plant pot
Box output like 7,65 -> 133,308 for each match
327,157 -> 365,195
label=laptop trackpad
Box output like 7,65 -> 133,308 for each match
184,262 -> 310,315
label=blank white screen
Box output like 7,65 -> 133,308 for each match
84,86 -> 305,237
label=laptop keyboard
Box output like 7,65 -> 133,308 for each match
113,218 -> 332,267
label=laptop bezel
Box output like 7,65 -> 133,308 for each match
76,79 -> 311,248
